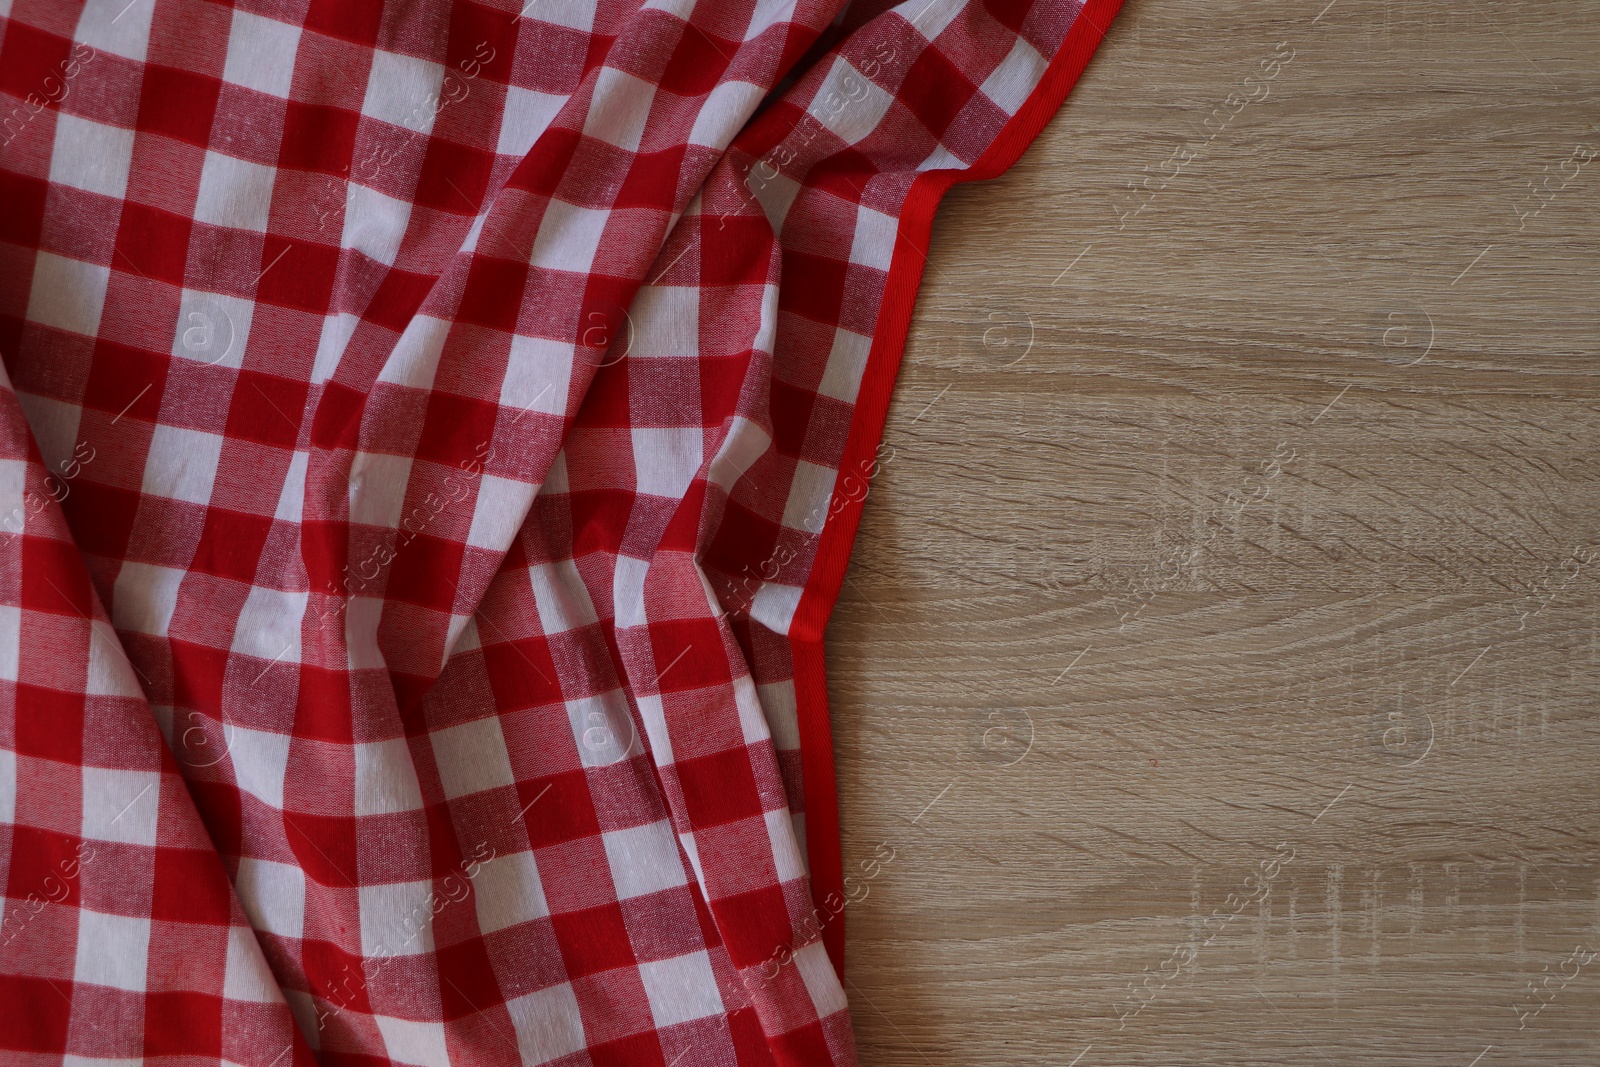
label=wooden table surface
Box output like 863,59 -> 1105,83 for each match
826,1 -> 1600,1063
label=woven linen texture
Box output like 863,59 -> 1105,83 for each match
0,0 -> 1107,1062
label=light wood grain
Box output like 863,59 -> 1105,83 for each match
828,1 -> 1600,1063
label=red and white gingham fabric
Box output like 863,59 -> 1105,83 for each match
0,0 -> 1119,1062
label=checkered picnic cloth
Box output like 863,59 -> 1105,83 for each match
0,0 -> 1119,1062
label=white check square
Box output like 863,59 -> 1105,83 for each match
502,335 -> 573,416
227,725 -> 292,810
49,113 -> 135,201
75,0 -> 154,63
222,924 -> 282,1002
632,427 -> 702,498
348,451 -> 415,529
141,424 -> 226,506
601,821 -> 688,900
111,562 -> 186,636
583,67 -> 656,152
342,182 -> 414,266
638,951 -> 724,1028
221,9 -> 302,98
499,85 -> 567,157
377,314 -> 450,391
235,857 -> 306,940
430,716 -> 516,800
26,251 -> 110,338
73,910 -> 151,993
172,290 -> 254,370
0,604 -> 18,683
472,850 -> 550,934
353,738 -> 425,816
362,50 -> 446,134
81,766 -> 160,846
527,560 -> 599,635
506,984 -> 586,1063
359,879 -> 436,956
628,284 -> 701,358
465,475 -> 536,550
375,1015 -> 451,1067
195,150 -> 277,233
529,199 -> 609,272
232,585 -> 308,664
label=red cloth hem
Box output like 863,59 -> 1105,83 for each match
787,0 -> 1127,979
